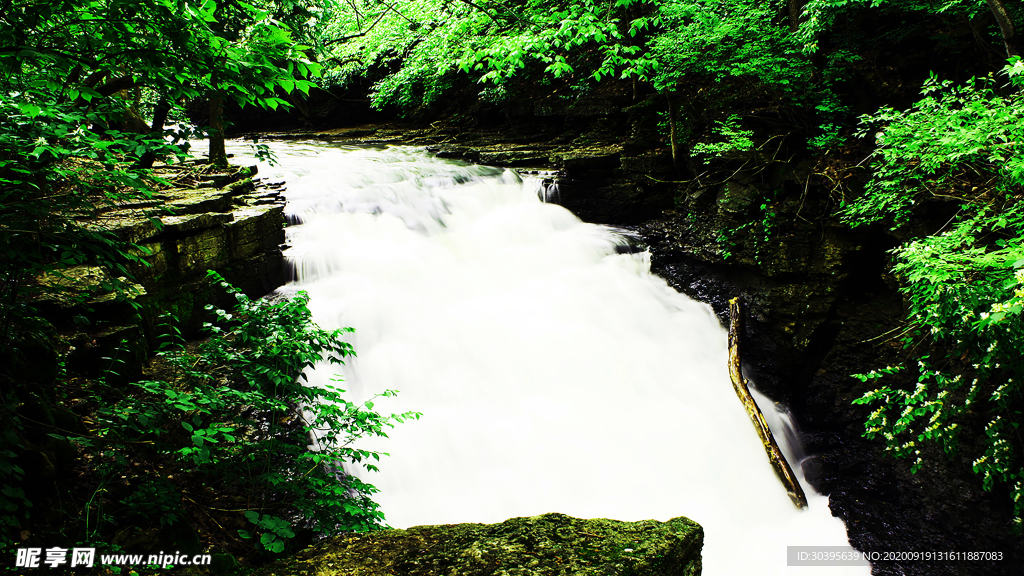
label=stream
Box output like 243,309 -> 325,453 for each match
226,139 -> 870,575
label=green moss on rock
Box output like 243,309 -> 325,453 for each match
256,513 -> 702,576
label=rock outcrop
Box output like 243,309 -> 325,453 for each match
256,513 -> 702,576
36,162 -> 287,380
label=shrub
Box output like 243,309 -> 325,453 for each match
2,272 -> 420,555
845,71 -> 1024,530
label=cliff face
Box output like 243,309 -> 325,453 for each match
6,163 -> 292,560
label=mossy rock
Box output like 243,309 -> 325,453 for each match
256,513 -> 702,576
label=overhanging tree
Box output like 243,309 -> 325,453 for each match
0,0 -> 321,336
0,0 -> 322,545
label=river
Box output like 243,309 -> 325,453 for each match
226,139 -> 870,575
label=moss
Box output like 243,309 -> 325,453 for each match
256,513 -> 702,576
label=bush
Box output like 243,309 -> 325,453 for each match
2,272 -> 420,556
844,71 -> 1024,530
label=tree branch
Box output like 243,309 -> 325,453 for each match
452,0 -> 502,24
728,298 -> 808,509
325,9 -> 389,46
376,0 -> 418,26
95,76 -> 138,97
986,0 -> 1021,57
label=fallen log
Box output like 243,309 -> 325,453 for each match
728,297 -> 808,509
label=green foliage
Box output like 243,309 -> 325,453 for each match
639,0 -> 811,93
846,72 -> 1024,530
0,273 -> 419,554
81,272 -> 421,548
808,123 -> 847,150
241,511 -> 296,553
318,0 -> 652,110
637,0 -> 850,169
0,0 -> 322,343
0,96 -> 169,341
691,115 -> 754,163
317,0 -> 823,117
1,0 -> 320,111
0,0 -> 361,556
842,73 -> 1024,228
797,0 -> 987,53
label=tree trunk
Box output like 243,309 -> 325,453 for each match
728,297 -> 808,509
208,94 -> 228,168
137,98 -> 171,170
667,93 -> 679,172
986,0 -> 1021,57
787,0 -> 804,32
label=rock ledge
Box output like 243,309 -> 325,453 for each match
257,513 -> 702,576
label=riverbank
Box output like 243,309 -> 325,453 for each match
4,161 -> 294,572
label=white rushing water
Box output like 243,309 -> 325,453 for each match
227,140 -> 869,575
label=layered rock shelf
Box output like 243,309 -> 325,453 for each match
37,162 -> 287,380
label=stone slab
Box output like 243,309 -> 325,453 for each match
255,513 -> 702,576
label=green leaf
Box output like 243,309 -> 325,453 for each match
17,103 -> 42,117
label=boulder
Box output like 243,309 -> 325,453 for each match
256,513 -> 702,576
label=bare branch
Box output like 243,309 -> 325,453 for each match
325,9 -> 389,46
376,0 -> 417,26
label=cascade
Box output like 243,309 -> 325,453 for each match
227,140 -> 869,575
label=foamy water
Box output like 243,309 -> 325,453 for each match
226,140 -> 869,575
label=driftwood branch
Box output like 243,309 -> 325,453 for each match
728,297 -> 808,509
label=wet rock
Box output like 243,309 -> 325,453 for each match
228,205 -> 286,260
160,212 -> 233,234
256,513 -> 702,576
175,226 -> 229,275
93,213 -> 161,244
477,147 -> 556,166
716,182 -> 760,215
159,187 -> 235,214
638,187 -> 1024,574
550,146 -> 622,170
619,152 -> 674,175
32,266 -> 148,329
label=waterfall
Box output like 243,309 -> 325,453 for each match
227,140 -> 869,575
